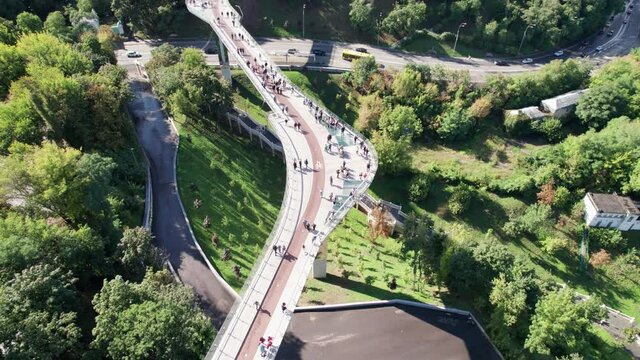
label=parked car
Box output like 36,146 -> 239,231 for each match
596,45 -> 603,52
553,50 -> 564,57
493,60 -> 508,66
126,51 -> 142,58
204,46 -> 217,54
521,58 -> 533,64
627,9 -> 632,14
624,19 -> 628,24
311,49 -> 326,56
287,48 -> 297,55
355,47 -> 368,53
607,30 -> 614,36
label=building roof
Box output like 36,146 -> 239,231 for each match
586,192 -> 640,215
541,89 -> 588,113
506,106 -> 546,120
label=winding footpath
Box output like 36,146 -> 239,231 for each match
127,75 -> 239,328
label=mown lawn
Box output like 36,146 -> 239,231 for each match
401,31 -> 490,58
231,70 -> 271,126
175,120 -> 285,291
299,209 -> 442,306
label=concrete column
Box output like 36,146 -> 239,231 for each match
312,237 -> 328,278
217,34 -> 232,83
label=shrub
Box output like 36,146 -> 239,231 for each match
504,111 -> 533,136
440,31 -> 455,42
588,228 -> 627,252
408,173 -> 432,202
448,183 -> 475,215
533,117 -> 564,143
541,236 -> 569,254
589,249 -> 611,267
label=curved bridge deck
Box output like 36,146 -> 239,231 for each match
186,1 -> 378,359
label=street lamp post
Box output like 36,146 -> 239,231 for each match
518,24 -> 535,56
453,22 -> 467,53
303,4 -> 306,38
377,12 -> 383,45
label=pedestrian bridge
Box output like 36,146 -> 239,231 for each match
185,1 -> 378,359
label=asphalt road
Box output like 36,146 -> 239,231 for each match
126,72 -> 237,328
277,304 -> 502,360
118,0 -> 639,81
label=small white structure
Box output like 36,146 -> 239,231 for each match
584,192 -> 640,231
541,89 -> 588,118
506,107 -> 546,121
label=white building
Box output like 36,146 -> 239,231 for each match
583,192 -> 640,231
541,89 -> 588,118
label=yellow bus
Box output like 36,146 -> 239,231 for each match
342,49 -> 374,62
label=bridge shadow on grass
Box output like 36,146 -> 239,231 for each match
316,274 -> 423,303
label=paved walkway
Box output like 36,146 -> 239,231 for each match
187,1 -> 377,359
127,76 -> 239,327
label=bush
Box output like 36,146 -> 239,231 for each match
533,117 -> 564,143
448,183 -> 475,215
440,31 -> 455,42
504,111 -> 533,136
541,236 -> 570,254
588,228 -> 627,252
488,173 -> 535,196
408,173 -> 432,202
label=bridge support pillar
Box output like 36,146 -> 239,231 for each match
312,237 -> 328,278
217,35 -> 232,84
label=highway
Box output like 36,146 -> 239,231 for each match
118,0 -> 639,81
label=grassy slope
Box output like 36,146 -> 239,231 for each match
286,70 -> 640,321
300,210 -> 441,306
175,120 -> 285,291
231,70 -> 271,126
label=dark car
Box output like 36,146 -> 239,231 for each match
607,30 -> 614,36
581,40 -> 589,46
311,49 -> 326,56
204,46 -> 217,54
627,10 -> 632,14
610,15 -> 615,20
493,60 -> 508,66
599,29 -> 605,35
355,47 -> 368,53
287,48 -> 297,55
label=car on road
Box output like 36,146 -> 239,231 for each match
126,51 -> 142,58
521,58 -> 533,64
606,22 -> 612,27
553,50 -> 564,57
493,60 -> 508,66
203,47 -> 217,54
581,40 -> 589,46
355,47 -> 368,53
287,48 -> 297,55
311,49 -> 326,56
596,45 -> 603,52
624,19 -> 628,23
610,15 -> 615,20
627,9 -> 632,14
607,30 -> 614,36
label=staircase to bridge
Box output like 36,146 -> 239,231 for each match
186,1 -> 378,359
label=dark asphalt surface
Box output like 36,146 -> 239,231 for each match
278,304 -> 502,360
128,78 -> 237,328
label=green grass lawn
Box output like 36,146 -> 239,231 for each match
401,31 -> 490,58
174,120 -> 285,291
231,70 -> 271,126
299,209 -> 442,306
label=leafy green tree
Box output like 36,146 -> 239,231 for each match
588,228 -> 626,252
576,84 -> 627,129
532,117 -> 564,143
16,33 -> 93,76
370,131 -> 412,175
379,105 -> 423,140
625,162 -> 640,195
349,0 -> 374,33
408,172 -> 432,202
146,43 -> 181,72
354,93 -> 384,135
92,270 -> 214,360
111,0 -> 177,35
448,183 -> 475,215
0,17 -> 18,45
44,11 -> 70,41
401,213 -> 446,283
436,105 -> 474,141
16,12 -> 43,33
525,288 -> 605,356
349,55 -> 378,90
0,264 -> 81,359
0,142 -> 116,226
392,67 -> 422,101
0,43 -> 25,98
382,0 -> 426,37
117,227 -> 163,280
77,0 -> 94,12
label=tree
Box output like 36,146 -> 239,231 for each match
576,84 -> 627,129
117,227 -> 163,280
111,0 -> 177,35
448,183 -> 475,215
146,43 -> 181,73
625,161 -> 640,195
379,105 -> 423,140
44,11 -> 70,41
401,213 -> 445,283
525,288 -> 605,356
77,0 -> 94,12
588,228 -> 626,252
469,95 -> 493,120
349,0 -> 374,33
435,105 -> 474,141
0,43 -> 25,98
392,67 -> 422,101
0,264 -> 81,359
408,172 -> 432,202
349,55 -> 378,90
0,18 -> 18,45
354,93 -> 384,135
589,249 -> 611,267
371,131 -> 412,175
382,0 -> 427,37
0,142 -> 116,226
537,182 -> 555,205
16,12 -> 43,33
16,33 -> 93,76
92,270 -> 214,360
